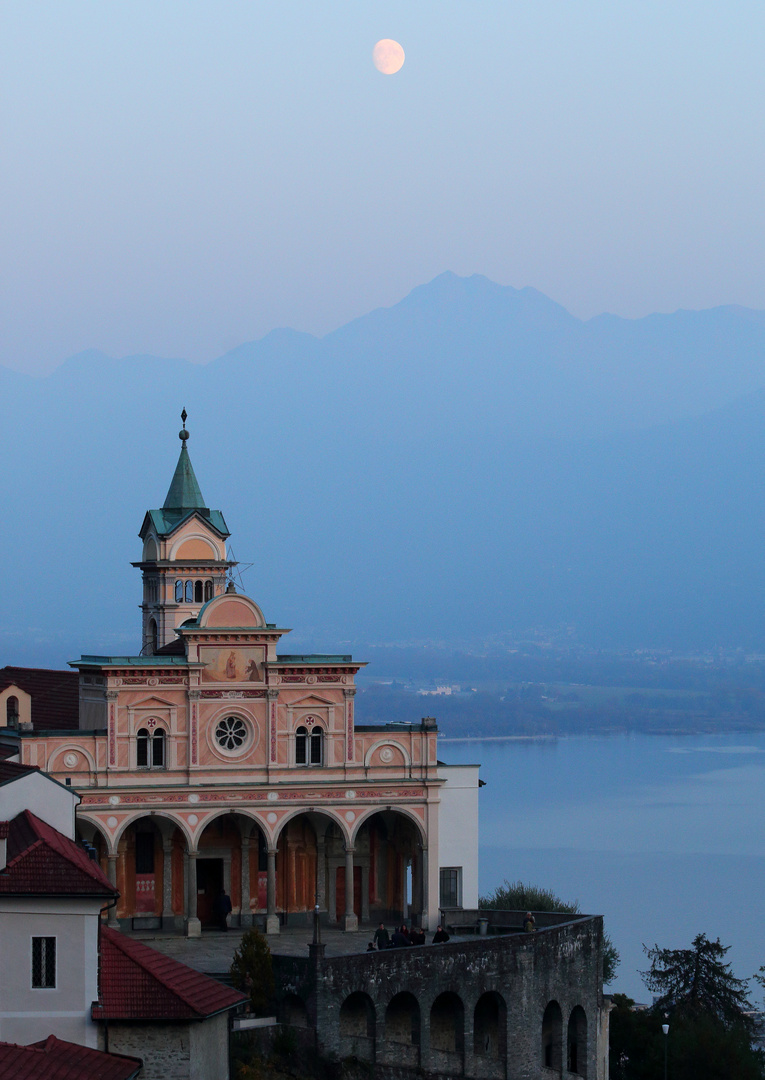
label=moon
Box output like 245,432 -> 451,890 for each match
373,39 -> 405,75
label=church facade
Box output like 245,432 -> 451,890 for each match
13,417 -> 478,937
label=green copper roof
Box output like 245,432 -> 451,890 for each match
163,442 -> 206,512
140,413 -> 230,540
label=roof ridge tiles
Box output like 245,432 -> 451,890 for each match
95,927 -> 247,1020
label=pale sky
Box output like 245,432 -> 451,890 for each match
3,0 -> 765,373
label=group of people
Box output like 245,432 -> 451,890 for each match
367,922 -> 451,950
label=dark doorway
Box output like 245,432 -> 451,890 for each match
197,858 -> 224,927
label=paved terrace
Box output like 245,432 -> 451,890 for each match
126,910 -> 582,977
126,926 -> 479,975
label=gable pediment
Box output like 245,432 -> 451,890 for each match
126,695 -> 178,711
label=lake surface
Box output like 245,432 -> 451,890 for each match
442,732 -> 765,1001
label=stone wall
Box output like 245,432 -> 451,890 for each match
279,917 -> 607,1080
105,1015 -> 231,1080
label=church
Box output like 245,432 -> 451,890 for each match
4,414 -> 479,937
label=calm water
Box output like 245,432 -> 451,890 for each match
442,732 -> 765,1001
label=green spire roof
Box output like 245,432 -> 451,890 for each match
163,441 -> 206,511
139,411 -> 230,540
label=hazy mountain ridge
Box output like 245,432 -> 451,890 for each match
5,271 -> 765,665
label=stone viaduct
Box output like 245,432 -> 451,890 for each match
272,912 -> 608,1080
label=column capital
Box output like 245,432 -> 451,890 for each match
343,687 -> 357,698
188,689 -> 201,700
105,690 -> 119,702
266,689 -> 280,701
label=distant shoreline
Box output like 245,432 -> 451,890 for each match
440,735 -> 557,743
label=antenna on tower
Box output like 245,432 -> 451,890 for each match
227,545 -> 254,593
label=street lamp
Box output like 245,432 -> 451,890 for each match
661,1022 -> 669,1080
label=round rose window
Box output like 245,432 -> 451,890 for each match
215,716 -> 248,751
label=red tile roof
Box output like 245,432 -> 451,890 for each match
0,760 -> 40,786
0,667 -> 79,731
93,927 -> 248,1021
0,1034 -> 141,1080
0,810 -> 116,897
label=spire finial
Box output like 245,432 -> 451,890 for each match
179,408 -> 189,443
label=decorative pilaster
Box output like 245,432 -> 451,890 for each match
106,690 -> 119,768
188,689 -> 200,767
266,848 -> 279,935
267,690 -> 279,765
240,834 -> 252,928
344,688 -> 356,762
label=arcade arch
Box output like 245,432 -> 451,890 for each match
352,809 -> 427,926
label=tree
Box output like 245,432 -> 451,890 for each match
479,878 -> 620,984
608,936 -> 765,1080
230,928 -> 275,1014
609,993 -> 764,1080
641,933 -> 754,1030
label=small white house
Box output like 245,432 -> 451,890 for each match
437,762 -> 481,910
0,760 -> 111,1048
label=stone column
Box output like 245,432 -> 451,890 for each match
107,854 -> 119,928
420,847 -> 430,929
266,848 -> 279,935
240,834 -> 252,928
412,851 -> 422,925
162,840 -> 174,930
186,851 -> 201,938
361,863 -> 370,924
343,845 -> 358,932
328,862 -> 337,923
316,835 -> 327,913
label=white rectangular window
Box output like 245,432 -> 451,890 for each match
31,937 -> 56,988
440,867 -> 462,908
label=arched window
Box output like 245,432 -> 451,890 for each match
175,580 -> 183,603
6,696 -> 19,728
542,1001 -> 563,1071
137,728 -> 149,767
149,619 -> 158,655
194,580 -> 203,603
296,725 -> 324,766
152,728 -> 165,767
185,580 -> 193,603
567,1006 -> 587,1076
136,726 -> 166,769
204,580 -> 213,601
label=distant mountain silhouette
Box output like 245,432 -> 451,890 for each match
4,271 -> 765,663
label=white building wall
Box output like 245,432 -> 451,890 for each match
0,898 -> 101,1048
437,763 -> 481,908
0,771 -> 79,838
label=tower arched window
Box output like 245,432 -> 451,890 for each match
185,580 -> 193,603
6,696 -> 19,729
296,724 -> 324,766
194,580 -> 203,603
149,619 -> 158,655
136,725 -> 166,769
175,580 -> 183,603
204,580 -> 213,601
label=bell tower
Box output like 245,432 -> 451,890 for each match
134,410 -> 233,654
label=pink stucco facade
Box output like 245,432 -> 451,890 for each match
19,427 -> 444,935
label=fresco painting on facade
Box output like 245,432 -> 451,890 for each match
14,417 -> 476,935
